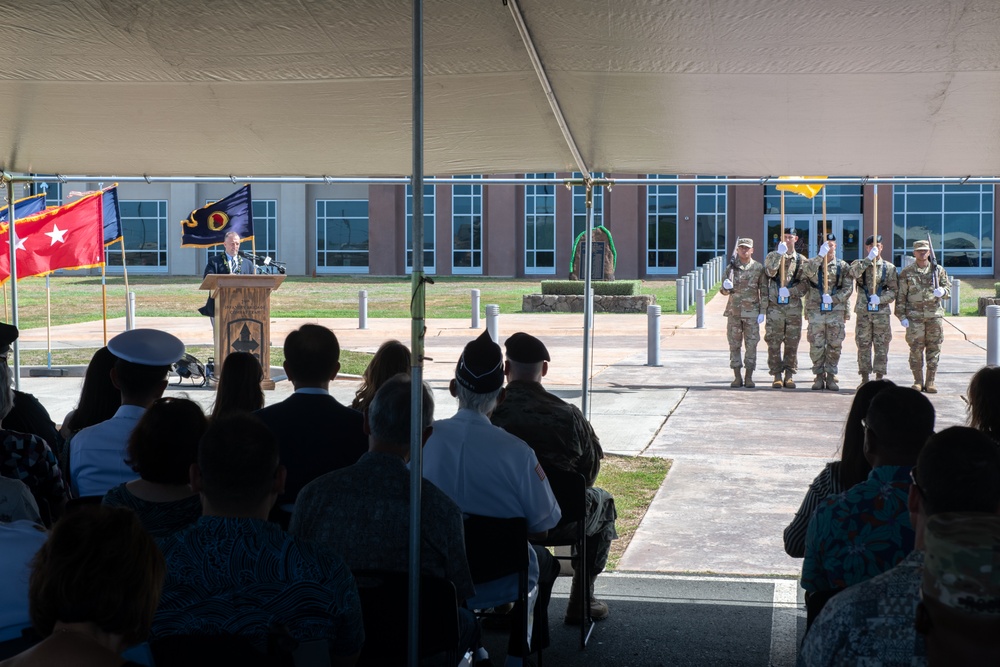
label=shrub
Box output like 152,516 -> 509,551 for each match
995,282 -> 1000,297
541,280 -> 640,296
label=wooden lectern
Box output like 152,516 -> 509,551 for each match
199,274 -> 285,390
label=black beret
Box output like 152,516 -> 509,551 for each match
455,330 -> 504,394
783,227 -> 798,235
0,322 -> 18,349
865,234 -> 883,245
504,332 -> 550,364
825,233 -> 837,241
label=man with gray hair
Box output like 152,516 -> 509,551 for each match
423,330 -> 561,667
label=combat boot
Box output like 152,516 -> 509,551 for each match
731,368 -> 743,388
826,373 -> 840,391
875,373 -> 884,380
772,374 -> 783,389
859,372 -> 870,387
566,570 -> 609,624
744,369 -> 755,388
911,369 -> 923,392
811,375 -> 825,391
783,370 -> 796,389
924,369 -> 938,394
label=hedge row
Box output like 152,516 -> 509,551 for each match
540,280 -> 640,296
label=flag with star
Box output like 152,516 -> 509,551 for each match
180,184 -> 254,247
0,190 -> 105,282
0,193 -> 46,224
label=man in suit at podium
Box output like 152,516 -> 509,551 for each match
197,231 -> 255,323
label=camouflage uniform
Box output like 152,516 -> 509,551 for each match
802,255 -> 854,376
896,261 -> 950,375
763,250 -> 808,376
490,380 -> 618,577
847,257 -> 898,376
719,258 -> 767,371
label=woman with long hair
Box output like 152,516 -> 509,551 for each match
966,365 -> 1000,442
210,352 -> 264,420
60,347 -> 120,445
351,340 -> 411,413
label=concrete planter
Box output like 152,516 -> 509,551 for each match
977,296 -> 1000,315
522,294 -> 655,313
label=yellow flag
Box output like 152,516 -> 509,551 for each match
775,176 -> 827,199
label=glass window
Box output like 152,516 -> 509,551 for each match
572,172 -> 604,241
406,184 -> 436,273
892,183 -> 994,273
316,199 -> 369,273
107,201 -> 168,272
526,173 -> 556,274
695,176 -> 727,266
452,176 -> 482,274
764,184 -> 862,215
646,175 -> 678,273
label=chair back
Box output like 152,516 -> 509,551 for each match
462,515 -> 529,584
542,467 -> 587,525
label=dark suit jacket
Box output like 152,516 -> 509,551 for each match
254,392 -> 368,506
197,254 -> 255,317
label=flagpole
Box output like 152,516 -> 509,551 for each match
871,180 -> 878,296
2,284 -> 6,322
119,238 -> 130,329
101,265 -> 108,346
780,190 -> 786,285
45,276 -> 52,369
5,179 -> 19,389
822,189 -> 829,295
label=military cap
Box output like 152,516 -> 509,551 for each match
0,322 -> 18,349
865,234 -> 883,246
922,512 -> 1000,617
783,227 -> 798,236
913,239 -> 931,251
736,238 -> 753,248
455,330 -> 504,394
504,332 -> 550,364
824,233 -> 837,242
107,328 -> 185,366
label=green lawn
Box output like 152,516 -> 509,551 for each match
596,454 -> 672,571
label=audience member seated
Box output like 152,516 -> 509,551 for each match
59,347 -> 120,445
916,512 -> 1000,665
802,426 -> 1000,665
69,329 -> 184,498
0,478 -> 41,525
210,352 -> 264,420
292,373 -> 478,657
801,386 -> 934,598
491,332 -> 617,623
255,324 -> 366,517
0,517 -> 46,647
349,339 -> 410,413
5,391 -> 63,466
102,397 -> 207,538
783,379 -> 894,558
153,412 -> 364,665
423,331 -> 561,667
0,324 -> 67,526
966,365 -> 1000,443
0,505 -> 164,667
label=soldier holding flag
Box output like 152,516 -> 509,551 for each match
802,234 -> 853,391
719,237 -> 767,388
848,235 -> 898,387
896,239 -> 950,393
763,227 -> 809,388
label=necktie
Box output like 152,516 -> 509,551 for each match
231,257 -> 239,274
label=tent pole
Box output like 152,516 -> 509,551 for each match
5,178 -> 19,389
408,0 -> 425,663
581,183 -> 594,418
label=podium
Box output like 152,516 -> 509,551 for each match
199,274 -> 285,390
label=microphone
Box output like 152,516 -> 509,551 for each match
238,250 -> 268,264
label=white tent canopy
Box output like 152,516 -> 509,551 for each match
1,0 -> 999,178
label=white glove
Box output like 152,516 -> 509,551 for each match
818,243 -> 830,258
867,247 -> 878,261
777,242 -> 788,255
901,318 -> 909,328
822,294 -> 833,305
869,294 -> 881,306
722,279 -> 733,290
778,287 -> 790,299
757,314 -> 765,324
933,287 -> 946,298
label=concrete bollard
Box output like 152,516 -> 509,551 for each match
951,279 -> 961,316
988,305 -> 1000,366
471,289 -> 481,329
676,278 -> 685,313
358,290 -> 368,330
125,291 -> 136,331
486,304 -> 500,343
647,304 -> 662,366
696,289 -> 706,328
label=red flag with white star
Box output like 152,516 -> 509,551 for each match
0,190 -> 105,282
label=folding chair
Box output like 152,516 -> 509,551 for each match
462,515 -> 538,664
531,467 -> 594,648
352,569 -> 460,667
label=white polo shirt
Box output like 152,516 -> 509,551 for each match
69,405 -> 144,498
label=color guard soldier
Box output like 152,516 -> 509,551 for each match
763,227 -> 808,388
720,238 -> 767,388
802,234 -> 853,391
848,235 -> 898,387
896,239 -> 950,393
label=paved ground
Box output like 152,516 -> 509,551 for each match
11,293 -> 986,666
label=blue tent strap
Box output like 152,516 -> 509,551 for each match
570,225 -> 618,273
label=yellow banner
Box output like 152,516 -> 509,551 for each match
775,176 -> 827,199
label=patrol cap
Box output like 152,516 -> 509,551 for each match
504,332 -> 550,364
865,234 -> 883,246
0,322 -> 18,350
736,238 -> 753,248
922,512 -> 1000,617
455,330 -> 504,394
913,239 -> 931,251
107,328 -> 185,366
783,227 -> 798,236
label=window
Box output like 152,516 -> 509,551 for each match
30,178 -> 63,206
452,176 -> 482,274
316,200 -> 369,273
764,184 -> 862,215
572,171 -> 604,241
646,175 -> 678,273
892,183 -> 994,273
406,184 -> 436,273
207,199 -> 277,261
107,200 -> 168,271
525,173 -> 556,274
696,177 -> 727,266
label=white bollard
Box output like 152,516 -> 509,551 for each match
696,289 -> 706,328
471,289 -> 481,329
647,305 -> 662,366
126,291 -> 136,331
951,279 -> 961,316
676,278 -> 685,313
486,304 -> 500,343
988,305 -> 1000,366
358,290 -> 368,330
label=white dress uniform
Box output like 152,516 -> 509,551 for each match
69,404 -> 144,497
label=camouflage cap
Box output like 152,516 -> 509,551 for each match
913,239 -> 931,251
736,237 -> 753,248
922,512 -> 1000,617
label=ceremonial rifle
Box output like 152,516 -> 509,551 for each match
926,232 -> 939,290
